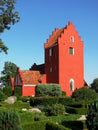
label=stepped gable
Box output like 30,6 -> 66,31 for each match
44,21 -> 83,49
44,27 -> 64,48
17,67 -> 41,84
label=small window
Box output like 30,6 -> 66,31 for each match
70,79 -> 74,91
69,47 -> 74,55
70,36 -> 74,42
50,67 -> 52,72
49,48 -> 53,56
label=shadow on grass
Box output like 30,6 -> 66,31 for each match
62,120 -> 84,130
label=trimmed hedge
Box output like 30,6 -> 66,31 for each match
22,121 -> 70,130
62,120 -> 85,130
35,84 -> 62,97
30,96 -> 74,107
22,121 -> 46,130
46,121 -> 70,130
65,106 -> 88,115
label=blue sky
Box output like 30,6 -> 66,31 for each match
0,0 -> 98,85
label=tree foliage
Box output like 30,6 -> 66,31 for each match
72,87 -> 98,101
86,99 -> 98,130
91,78 -> 98,93
1,61 -> 17,85
0,0 -> 20,54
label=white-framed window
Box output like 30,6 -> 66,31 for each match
70,36 -> 74,42
69,47 -> 74,55
49,48 -> 53,56
70,79 -> 74,91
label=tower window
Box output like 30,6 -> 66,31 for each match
69,47 -> 74,55
70,36 -> 74,42
70,79 -> 74,91
49,48 -> 53,56
50,67 -> 52,72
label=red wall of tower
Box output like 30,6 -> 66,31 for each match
45,45 -> 59,83
45,22 -> 84,96
58,22 -> 84,96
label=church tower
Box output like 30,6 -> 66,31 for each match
44,21 -> 84,96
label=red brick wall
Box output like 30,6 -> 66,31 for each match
22,85 -> 35,96
58,22 -> 84,96
44,22 -> 84,96
45,45 -> 59,83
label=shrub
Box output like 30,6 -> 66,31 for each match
30,96 -> 74,107
3,86 -> 12,97
62,120 -> 84,130
21,96 -> 30,102
72,87 -> 98,101
0,109 -> 22,130
0,90 -> 6,101
34,112 -> 46,121
86,99 -> 98,130
14,86 -> 22,98
46,121 -> 69,130
50,103 -> 65,116
22,121 -> 47,130
35,83 -> 62,97
65,106 -> 88,115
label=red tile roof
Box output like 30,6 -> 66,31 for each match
19,69 -> 41,84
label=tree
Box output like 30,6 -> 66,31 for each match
72,87 -> 98,101
86,99 -> 98,130
91,78 -> 98,93
0,0 -> 20,54
1,61 -> 17,86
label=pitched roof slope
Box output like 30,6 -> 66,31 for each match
18,68 -> 41,84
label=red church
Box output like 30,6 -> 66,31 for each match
11,21 -> 85,96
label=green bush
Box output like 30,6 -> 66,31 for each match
30,96 -> 74,107
86,99 -> 98,130
14,86 -> 22,98
3,86 -> 12,97
65,106 -> 88,115
62,120 -> 84,130
22,121 -> 47,130
21,96 -> 30,102
34,112 -> 46,121
35,83 -> 62,97
0,90 -> 6,101
72,87 -> 98,101
0,109 -> 22,130
46,121 -> 69,130
50,103 -> 65,116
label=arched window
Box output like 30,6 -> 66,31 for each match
70,79 -> 74,91
69,47 -> 74,55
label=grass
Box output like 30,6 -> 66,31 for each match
0,100 -> 30,110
